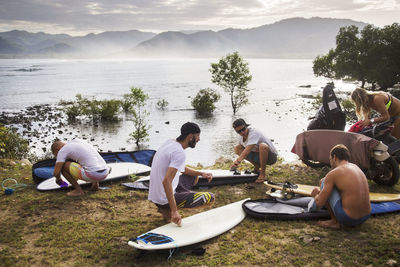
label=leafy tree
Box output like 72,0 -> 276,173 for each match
372,23 -> 400,89
313,49 -> 336,80
0,124 -> 29,159
334,25 -> 368,86
191,88 -> 221,116
127,87 -> 151,147
313,23 -> 400,90
210,52 -> 252,114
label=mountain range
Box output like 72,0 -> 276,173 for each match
0,17 -> 368,59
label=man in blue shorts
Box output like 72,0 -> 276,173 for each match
148,122 -> 215,225
311,144 -> 371,229
232,118 -> 278,183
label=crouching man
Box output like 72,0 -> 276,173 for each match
311,144 -> 371,229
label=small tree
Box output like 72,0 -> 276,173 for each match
127,87 -> 151,147
156,99 -> 169,110
210,52 -> 252,114
191,88 -> 221,116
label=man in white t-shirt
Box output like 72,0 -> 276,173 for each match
148,122 -> 215,225
232,118 -> 278,183
51,139 -> 110,196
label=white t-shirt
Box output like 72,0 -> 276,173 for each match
56,139 -> 108,172
148,139 -> 186,205
239,128 -> 277,154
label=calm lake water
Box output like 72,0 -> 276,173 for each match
0,58 -> 356,165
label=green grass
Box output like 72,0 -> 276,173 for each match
0,159 -> 400,266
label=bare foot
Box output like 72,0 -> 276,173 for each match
317,219 -> 341,229
255,174 -> 267,183
90,182 -> 99,191
67,189 -> 84,196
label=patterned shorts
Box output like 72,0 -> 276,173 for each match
69,162 -> 109,182
156,174 -> 215,210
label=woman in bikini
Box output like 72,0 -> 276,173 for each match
351,87 -> 400,138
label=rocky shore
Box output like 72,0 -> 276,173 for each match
0,104 -> 107,159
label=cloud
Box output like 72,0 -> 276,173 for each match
0,0 -> 398,35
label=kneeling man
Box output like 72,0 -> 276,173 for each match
311,144 -> 371,229
148,122 -> 215,226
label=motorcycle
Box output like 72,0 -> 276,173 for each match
296,84 -> 400,186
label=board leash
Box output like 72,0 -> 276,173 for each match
2,178 -> 34,195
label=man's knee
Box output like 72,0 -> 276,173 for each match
259,143 -> 270,154
192,192 -> 215,207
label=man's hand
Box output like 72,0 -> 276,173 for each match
202,172 -> 213,183
311,188 -> 320,197
171,210 -> 182,226
55,178 -> 63,186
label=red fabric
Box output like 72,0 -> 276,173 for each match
348,121 -> 364,133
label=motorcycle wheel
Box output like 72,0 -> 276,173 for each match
370,156 -> 400,186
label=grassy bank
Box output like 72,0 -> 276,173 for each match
1,159 -> 400,266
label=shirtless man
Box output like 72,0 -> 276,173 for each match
311,144 -> 371,229
51,139 -> 110,196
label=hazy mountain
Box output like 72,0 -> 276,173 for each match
0,30 -> 70,54
0,17 -> 369,58
0,29 -> 156,57
0,36 -> 22,54
132,30 -> 236,57
64,30 -> 156,56
131,17 -> 368,58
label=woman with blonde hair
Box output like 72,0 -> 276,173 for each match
351,87 -> 400,138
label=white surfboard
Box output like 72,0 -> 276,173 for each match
128,198 -> 249,250
122,169 -> 258,190
37,162 -> 151,191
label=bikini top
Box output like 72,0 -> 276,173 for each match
386,94 -> 393,110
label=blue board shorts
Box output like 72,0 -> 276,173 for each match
321,178 -> 370,226
156,174 -> 215,210
247,149 -> 277,165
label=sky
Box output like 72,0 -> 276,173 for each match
0,0 -> 399,36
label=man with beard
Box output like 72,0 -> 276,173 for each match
148,122 -> 215,225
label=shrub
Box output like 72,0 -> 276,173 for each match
156,99 -> 169,110
122,93 -> 133,112
341,98 -> 357,122
60,94 -> 121,122
191,88 -> 221,116
0,125 -> 29,159
99,100 -> 122,121
64,103 -> 81,121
